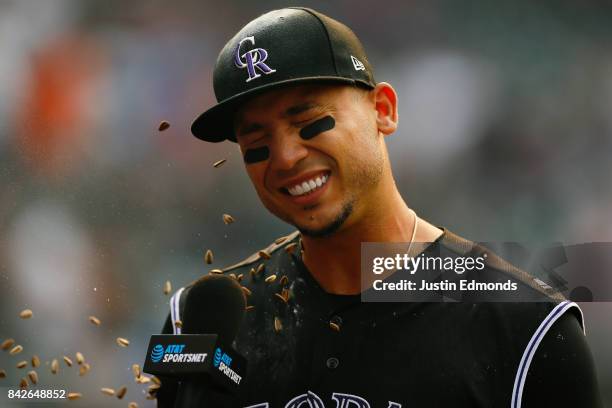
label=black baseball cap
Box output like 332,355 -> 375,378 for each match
191,7 -> 376,143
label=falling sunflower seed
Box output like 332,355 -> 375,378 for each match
256,264 -> 265,275
274,317 -> 283,333
50,359 -> 59,374
116,337 -> 130,347
245,305 -> 255,312
237,273 -> 244,282
27,370 -> 38,384
128,403 -> 139,408
101,387 -> 115,396
0,369 -> 6,379
265,274 -> 277,284
16,360 -> 27,369
31,355 -> 40,368
205,249 -> 214,264
279,275 -> 289,286
281,288 -> 290,301
131,363 -> 141,378
148,384 -> 160,393
136,375 -> 151,384
249,268 -> 256,278
329,322 -> 341,332
89,315 -> 101,326
241,286 -> 252,297
75,352 -> 84,365
222,214 -> 235,225
151,376 -> 161,385
67,392 -> 82,400
19,377 -> 28,389
284,242 -> 297,254
116,385 -> 127,399
274,293 -> 288,304
1,338 -> 15,351
213,159 -> 227,168
228,273 -> 237,280
174,320 -> 183,329
9,345 -> 23,355
258,250 -> 271,260
79,363 -> 90,376
210,269 -> 223,275
163,280 -> 172,295
158,120 -> 170,131
63,356 -> 73,367
19,309 -> 33,319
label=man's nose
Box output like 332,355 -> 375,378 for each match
268,133 -> 308,171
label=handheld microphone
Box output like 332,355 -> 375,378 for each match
143,274 -> 247,407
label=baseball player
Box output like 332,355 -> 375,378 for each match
157,7 -> 602,407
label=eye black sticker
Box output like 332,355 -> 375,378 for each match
299,116 -> 335,140
243,146 -> 270,164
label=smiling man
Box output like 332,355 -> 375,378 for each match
157,7 -> 602,408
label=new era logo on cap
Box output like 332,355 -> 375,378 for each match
351,55 -> 365,71
234,36 -> 276,82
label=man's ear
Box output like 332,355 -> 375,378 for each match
373,82 -> 398,136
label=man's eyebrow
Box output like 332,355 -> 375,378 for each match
283,102 -> 320,117
236,122 -> 264,138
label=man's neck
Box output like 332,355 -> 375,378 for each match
300,189 -> 443,295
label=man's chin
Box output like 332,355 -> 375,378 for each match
294,201 -> 354,238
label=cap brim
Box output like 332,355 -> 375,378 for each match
191,77 -> 373,143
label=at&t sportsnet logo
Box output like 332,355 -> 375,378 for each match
150,344 -> 207,363
213,347 -> 242,384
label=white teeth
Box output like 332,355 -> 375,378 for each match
287,174 -> 329,197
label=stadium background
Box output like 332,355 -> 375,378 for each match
0,0 -> 610,406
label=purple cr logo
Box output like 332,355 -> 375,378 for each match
234,36 -> 276,82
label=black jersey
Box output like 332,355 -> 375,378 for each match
157,229 -> 601,408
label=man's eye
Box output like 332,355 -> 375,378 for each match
299,116 -> 335,140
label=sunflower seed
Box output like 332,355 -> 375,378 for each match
213,159 -> 227,168
237,273 -> 244,282
222,214 -> 235,225
210,269 -> 223,275
0,369 -> 6,379
63,356 -> 73,367
89,316 -> 101,326
265,274 -> 277,284
67,392 -> 82,400
241,286 -> 252,297
284,242 -> 297,254
146,394 -> 156,400
275,236 -> 288,245
101,387 -> 115,396
19,377 -> 28,389
174,320 -> 183,329
151,376 -> 161,385
279,275 -> 289,286
274,293 -> 287,304
16,360 -> 27,369
75,352 -> 84,365
1,338 -> 15,350
116,385 -> 127,399
148,384 -> 160,393
19,309 -> 33,319
116,337 -> 130,347
274,317 -> 282,333
79,363 -> 90,376
256,264 -> 265,275
128,403 -> 139,408
51,359 -> 59,374
9,345 -> 23,355
245,305 -> 255,312
281,288 -> 290,301
205,249 -> 213,264
329,322 -> 341,332
258,250 -> 271,260
136,375 -> 151,384
249,268 -> 256,279
27,370 -> 38,384
158,120 -> 170,131
163,281 -> 172,295
31,355 -> 40,368
131,363 -> 141,378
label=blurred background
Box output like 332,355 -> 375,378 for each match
0,0 -> 610,406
